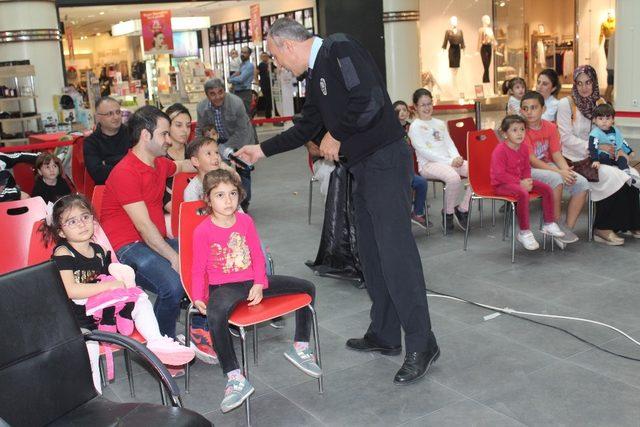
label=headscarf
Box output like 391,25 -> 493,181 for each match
572,65 -> 601,120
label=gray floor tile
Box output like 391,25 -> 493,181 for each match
402,399 -> 525,427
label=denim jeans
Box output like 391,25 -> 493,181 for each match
411,174 -> 428,216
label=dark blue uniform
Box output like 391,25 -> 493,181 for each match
262,34 -> 437,353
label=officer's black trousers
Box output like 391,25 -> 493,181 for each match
349,139 -> 438,353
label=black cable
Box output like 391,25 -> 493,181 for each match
426,288 -> 640,362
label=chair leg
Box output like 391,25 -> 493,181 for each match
424,197 -> 431,236
308,305 -> 324,394
185,307 -> 193,393
511,202 -> 516,263
253,325 -> 258,365
239,327 -> 251,426
502,202 -> 508,241
492,199 -> 496,227
308,179 -> 313,224
464,196 -> 474,251
432,181 -> 437,198
124,350 -> 135,398
479,199 -> 484,228
588,191 -> 593,242
159,381 -> 167,406
99,355 -> 107,389
442,186 -> 447,236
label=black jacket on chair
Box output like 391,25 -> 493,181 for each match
0,261 -> 210,427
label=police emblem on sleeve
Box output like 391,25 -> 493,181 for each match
320,78 -> 327,95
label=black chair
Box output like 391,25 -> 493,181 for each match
0,261 -> 211,427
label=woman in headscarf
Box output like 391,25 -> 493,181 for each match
557,65 -> 640,244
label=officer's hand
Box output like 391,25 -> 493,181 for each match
235,144 -> 265,165
320,132 -> 341,162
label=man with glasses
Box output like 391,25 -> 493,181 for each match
227,46 -> 255,114
83,96 -> 131,185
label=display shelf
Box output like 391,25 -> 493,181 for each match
0,137 -> 29,145
0,65 -> 35,79
0,114 -> 40,124
0,95 -> 36,103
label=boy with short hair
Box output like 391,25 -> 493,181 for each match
521,90 -> 589,248
184,136 -> 238,202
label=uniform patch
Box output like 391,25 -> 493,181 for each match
337,56 -> 360,91
320,78 -> 327,95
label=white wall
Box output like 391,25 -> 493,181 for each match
419,0 -> 492,100
615,0 -> 640,111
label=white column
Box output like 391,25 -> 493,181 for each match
614,0 -> 640,111
383,0 -> 420,103
0,0 -> 64,113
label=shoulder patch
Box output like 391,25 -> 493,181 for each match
338,56 -> 360,91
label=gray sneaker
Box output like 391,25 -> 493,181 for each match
558,224 -> 579,244
220,376 -> 255,413
284,345 -> 322,378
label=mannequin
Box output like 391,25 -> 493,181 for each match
477,15 -> 497,83
442,16 -> 465,69
599,10 -> 616,58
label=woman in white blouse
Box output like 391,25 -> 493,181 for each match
556,65 -> 640,244
537,68 -> 561,122
409,88 -> 471,232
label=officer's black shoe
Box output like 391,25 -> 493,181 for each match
393,346 -> 440,385
345,335 -> 401,356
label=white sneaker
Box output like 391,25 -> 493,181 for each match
541,222 -> 565,238
517,230 -> 540,250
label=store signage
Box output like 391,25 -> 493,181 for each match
140,10 -> 174,54
250,4 -> 262,44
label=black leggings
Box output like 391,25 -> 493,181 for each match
206,275 -> 316,374
481,43 -> 492,83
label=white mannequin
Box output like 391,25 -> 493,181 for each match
442,16 -> 464,92
477,15 -> 496,50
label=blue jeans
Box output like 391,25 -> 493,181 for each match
411,174 -> 428,216
117,238 -> 207,337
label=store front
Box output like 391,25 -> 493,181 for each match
418,0 -> 616,102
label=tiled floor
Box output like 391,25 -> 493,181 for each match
102,121 -> 640,426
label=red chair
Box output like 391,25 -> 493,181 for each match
83,168 -> 96,200
170,172 -> 197,237
91,185 -> 105,222
0,196 -> 47,274
12,162 -> 36,195
188,121 -> 197,142
447,117 -> 477,160
463,130 -> 542,263
27,220 -> 53,265
71,137 -> 85,191
178,200 -> 323,423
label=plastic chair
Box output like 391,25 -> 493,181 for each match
12,162 -> 36,195
188,121 -> 197,142
178,200 -> 323,424
463,130 -> 544,263
83,168 -> 96,200
0,196 -> 47,274
27,220 -> 53,266
71,136 -> 85,191
447,117 -> 477,160
170,172 -> 197,237
307,154 -> 319,224
92,185 -> 105,222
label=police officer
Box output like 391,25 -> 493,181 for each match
236,18 -> 439,385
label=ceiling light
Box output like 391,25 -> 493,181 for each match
99,11 -> 105,15
88,14 -> 95,18
96,33 -> 101,36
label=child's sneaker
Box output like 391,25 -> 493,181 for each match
626,173 -> 640,190
284,345 -> 322,378
188,327 -> 219,364
516,230 -> 539,250
147,336 -> 195,366
541,222 -> 565,238
220,376 -> 255,413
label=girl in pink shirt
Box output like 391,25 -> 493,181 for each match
191,169 -> 321,414
491,115 -> 565,250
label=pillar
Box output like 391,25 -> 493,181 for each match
0,0 -> 65,113
614,0 -> 640,112
383,0 -> 420,103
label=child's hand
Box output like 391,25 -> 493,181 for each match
520,178 -> 533,192
451,157 -> 464,168
247,284 -> 264,306
592,161 -> 600,169
194,300 -> 207,315
559,168 -> 577,185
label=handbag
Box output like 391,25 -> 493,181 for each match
565,157 -> 599,182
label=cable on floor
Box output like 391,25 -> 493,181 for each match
426,288 -> 640,362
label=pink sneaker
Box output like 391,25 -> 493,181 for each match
147,336 -> 195,366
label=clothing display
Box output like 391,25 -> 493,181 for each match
478,21 -> 496,83
600,16 -> 616,58
442,29 -> 465,68
480,44 -> 492,83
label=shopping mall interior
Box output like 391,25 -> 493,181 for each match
2,0 -> 640,426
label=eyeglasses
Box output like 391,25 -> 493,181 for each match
576,79 -> 593,87
61,213 -> 94,229
96,109 -> 122,117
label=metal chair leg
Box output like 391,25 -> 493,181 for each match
253,325 -> 258,365
239,327 -> 251,426
442,186 -> 447,236
424,198 -> 430,236
479,199 -> 484,228
308,305 -> 324,394
159,382 -> 167,406
464,196 -> 474,250
588,190 -> 593,242
308,179 -> 313,224
511,202 -> 516,263
184,306 -> 193,393
502,202 -> 509,241
99,355 -> 107,389
124,350 -> 135,398
492,199 -> 496,227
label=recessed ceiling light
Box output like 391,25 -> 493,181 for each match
96,33 -> 101,36
88,14 -> 95,18
99,11 -> 105,15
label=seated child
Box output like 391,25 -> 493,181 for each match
191,170 -> 320,413
409,88 -> 470,232
521,90 -> 588,248
393,99 -> 430,229
589,103 -> 640,187
44,194 -> 194,392
503,77 -> 526,116
0,151 -> 37,201
32,152 -> 72,204
491,115 -> 565,250
184,135 -> 238,202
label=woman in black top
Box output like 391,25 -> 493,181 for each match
163,103 -> 192,213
